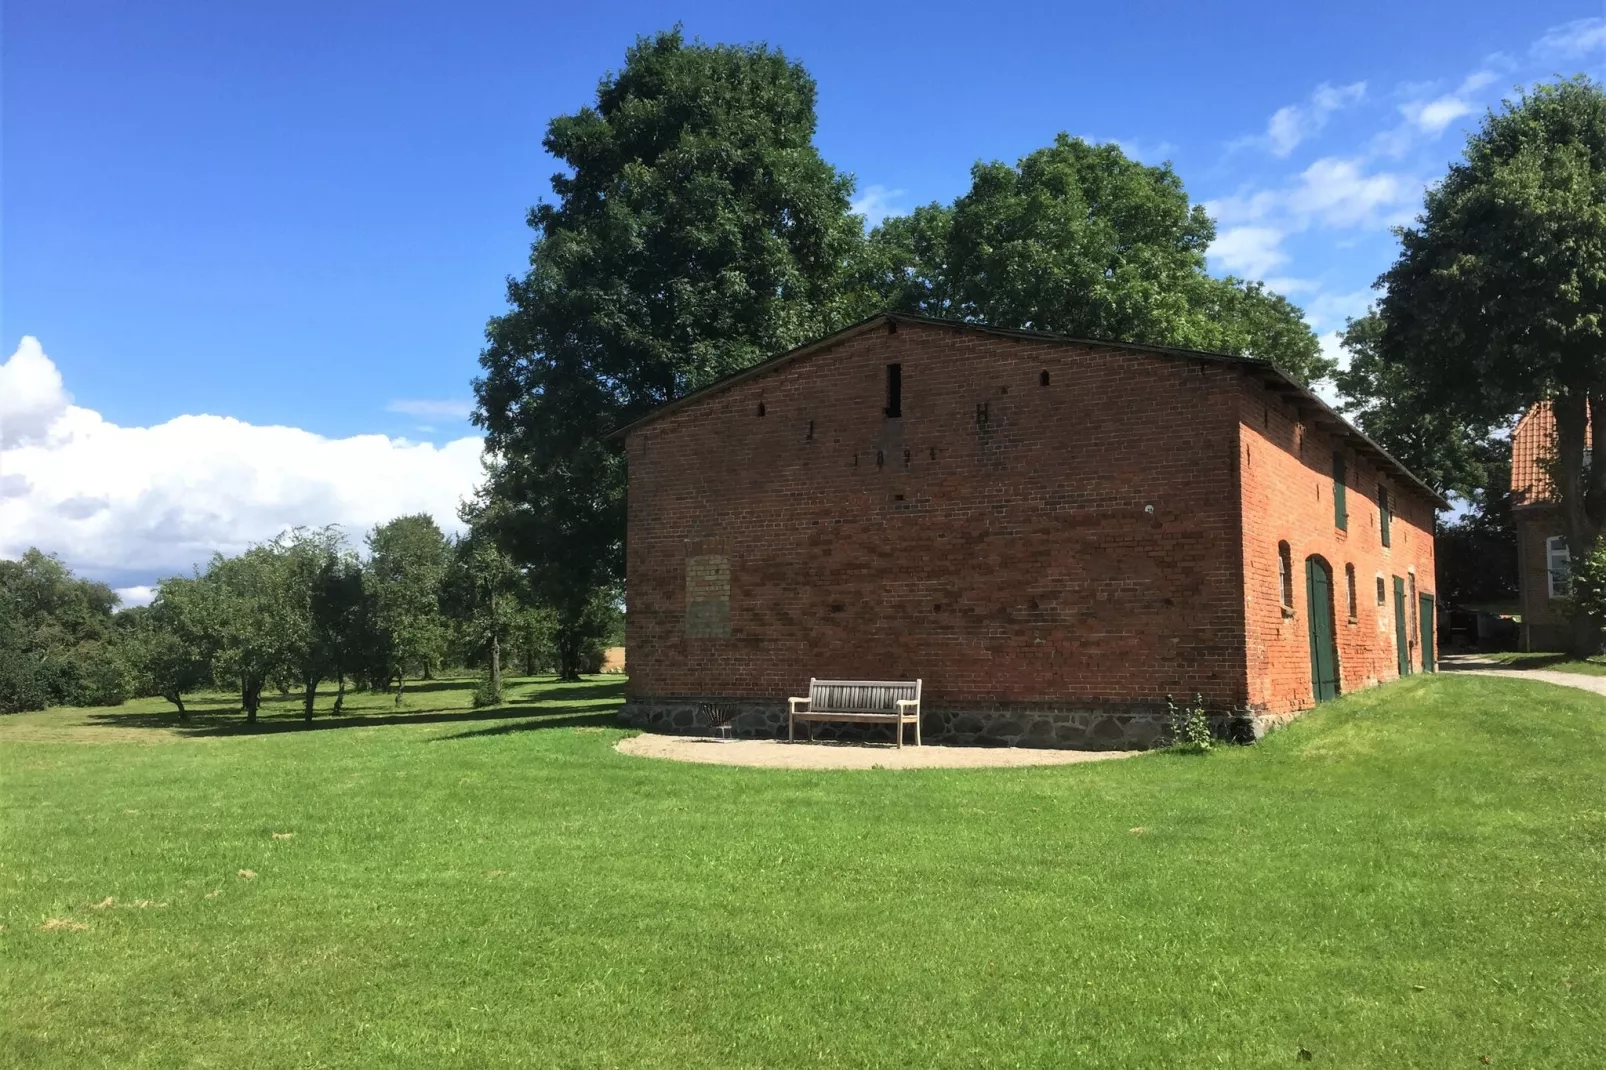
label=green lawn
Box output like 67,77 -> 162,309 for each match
3,675 -> 1603,1068
1473,650 -> 1606,675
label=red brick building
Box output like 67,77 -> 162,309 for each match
616,315 -> 1442,747
1510,403 -> 1585,651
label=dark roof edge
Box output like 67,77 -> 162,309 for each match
608,312 -> 1449,509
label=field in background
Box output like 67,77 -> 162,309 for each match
3,674 -> 1603,1067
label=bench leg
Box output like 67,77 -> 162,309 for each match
914,715 -> 921,746
788,712 -> 794,742
896,719 -> 903,748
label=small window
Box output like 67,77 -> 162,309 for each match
1277,541 -> 1294,611
1376,575 -> 1386,605
1345,563 -> 1358,621
1378,486 -> 1392,548
1332,452 -> 1348,531
1548,536 -> 1572,598
884,363 -> 902,418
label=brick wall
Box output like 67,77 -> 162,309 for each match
1236,379 -> 1438,716
624,319 -> 1250,744
622,317 -> 1438,743
1515,509 -> 1569,650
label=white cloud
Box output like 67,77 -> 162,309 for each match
0,336 -> 71,448
1208,226 -> 1290,279
1304,290 -> 1373,333
1207,157 -> 1417,245
387,398 -> 475,420
1531,17 -> 1606,61
115,585 -> 156,608
851,184 -> 906,226
1402,95 -> 1474,135
1248,81 -> 1367,158
1287,157 -> 1415,228
0,338 -> 486,581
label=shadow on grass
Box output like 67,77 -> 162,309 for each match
84,703 -> 619,738
82,693 -> 624,738
433,710 -> 620,741
505,679 -> 627,704
1441,652 -> 1579,671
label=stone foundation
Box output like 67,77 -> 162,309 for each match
619,697 -> 1265,750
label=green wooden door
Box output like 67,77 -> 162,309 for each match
1393,576 -> 1411,676
1419,593 -> 1436,672
1306,558 -> 1340,701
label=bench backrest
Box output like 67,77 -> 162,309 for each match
808,678 -> 921,713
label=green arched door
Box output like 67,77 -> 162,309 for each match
1306,557 -> 1341,702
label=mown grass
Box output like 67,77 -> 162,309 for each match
2,674 -> 1603,1068
1472,650 -> 1606,675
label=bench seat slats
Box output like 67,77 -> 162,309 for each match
789,677 -> 922,746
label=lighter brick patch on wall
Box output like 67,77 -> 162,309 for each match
685,554 -> 731,638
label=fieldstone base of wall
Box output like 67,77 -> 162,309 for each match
620,698 -> 1267,750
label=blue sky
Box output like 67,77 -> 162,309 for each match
3,1 -> 1605,594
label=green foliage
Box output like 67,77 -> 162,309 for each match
1165,692 -> 1214,754
120,604 -> 210,718
856,135 -> 1330,384
0,548 -> 126,712
366,514 -> 451,700
1373,77 -> 1606,644
474,29 -> 863,670
470,673 -> 504,709
1334,311 -> 1503,500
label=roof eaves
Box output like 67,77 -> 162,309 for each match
605,311 -> 1449,509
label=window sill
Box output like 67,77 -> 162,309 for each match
1281,607 -> 1296,620
1347,617 -> 1359,625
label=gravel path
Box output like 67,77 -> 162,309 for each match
1440,655 -> 1606,697
615,733 -> 1144,770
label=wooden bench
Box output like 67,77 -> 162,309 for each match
788,678 -> 922,747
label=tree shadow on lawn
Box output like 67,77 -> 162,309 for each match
505,679 -> 627,704
435,710 -> 621,741
83,701 -> 621,739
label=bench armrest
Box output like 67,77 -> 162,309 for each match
788,697 -> 810,712
895,699 -> 920,710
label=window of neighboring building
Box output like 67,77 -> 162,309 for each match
1278,541 -> 1294,612
1345,563 -> 1358,622
1379,485 -> 1392,547
1332,452 -> 1348,531
884,363 -> 902,418
1375,573 -> 1388,631
1548,536 -> 1572,598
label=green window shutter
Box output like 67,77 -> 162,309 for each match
1332,452 -> 1348,531
1379,486 -> 1391,548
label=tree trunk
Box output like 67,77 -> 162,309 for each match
167,692 -> 188,721
1556,390 -> 1605,655
490,632 -> 502,698
242,676 -> 262,724
394,667 -> 406,706
333,673 -> 346,715
303,674 -> 319,722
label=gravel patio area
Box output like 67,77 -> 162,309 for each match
615,733 -> 1144,770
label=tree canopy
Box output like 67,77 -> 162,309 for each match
473,28 -> 863,667
1368,76 -> 1606,645
856,135 -> 1330,383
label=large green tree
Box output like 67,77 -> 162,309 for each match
366,514 -> 451,702
0,549 -> 127,712
1373,76 -> 1606,649
474,29 -> 863,672
856,135 -> 1330,383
